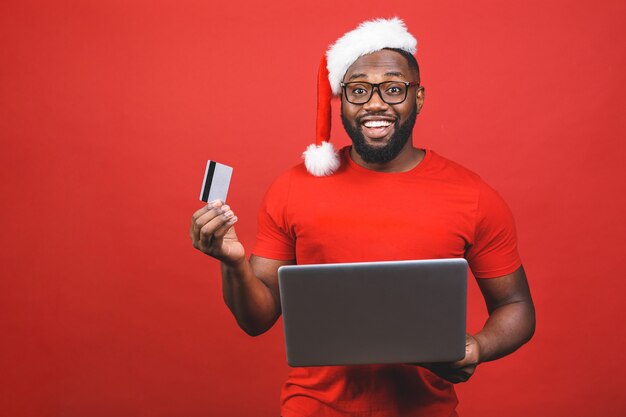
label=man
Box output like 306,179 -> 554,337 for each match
190,18 -> 535,417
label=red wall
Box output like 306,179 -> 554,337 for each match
2,1 -> 625,416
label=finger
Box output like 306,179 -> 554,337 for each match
436,370 -> 470,384
191,206 -> 209,238
459,364 -> 476,377
191,200 -> 224,224
448,375 -> 465,384
213,215 -> 238,240
451,369 -> 473,384
449,365 -> 476,383
190,199 -> 222,224
197,203 -> 230,227
191,203 -> 230,240
450,358 -> 470,369
191,205 -> 210,222
451,344 -> 479,369
198,208 -> 235,246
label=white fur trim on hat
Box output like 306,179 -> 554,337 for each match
326,17 -> 417,95
303,141 -> 340,176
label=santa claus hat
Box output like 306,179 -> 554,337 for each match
303,17 -> 417,176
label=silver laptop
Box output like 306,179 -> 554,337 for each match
278,258 -> 468,367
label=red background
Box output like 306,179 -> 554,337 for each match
2,0 -> 625,416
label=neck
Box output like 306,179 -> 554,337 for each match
349,140 -> 425,173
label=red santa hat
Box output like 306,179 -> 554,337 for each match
303,17 -> 418,176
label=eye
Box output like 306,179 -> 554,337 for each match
385,85 -> 404,95
351,87 -> 368,96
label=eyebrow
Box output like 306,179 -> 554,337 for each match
384,71 -> 405,78
347,71 -> 406,81
348,73 -> 368,80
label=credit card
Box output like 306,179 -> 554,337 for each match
199,160 -> 233,203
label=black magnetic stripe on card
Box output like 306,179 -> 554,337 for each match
202,161 -> 216,202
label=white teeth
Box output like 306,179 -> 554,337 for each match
363,120 -> 392,128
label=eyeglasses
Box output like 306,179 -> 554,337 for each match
340,81 -> 421,105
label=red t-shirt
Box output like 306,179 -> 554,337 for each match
252,147 -> 522,417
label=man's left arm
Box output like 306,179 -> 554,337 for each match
423,265 -> 535,383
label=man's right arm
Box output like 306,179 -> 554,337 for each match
190,200 -> 293,336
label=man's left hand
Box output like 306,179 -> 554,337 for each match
420,334 -> 482,384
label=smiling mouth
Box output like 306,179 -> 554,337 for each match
363,120 -> 392,128
359,118 -> 395,140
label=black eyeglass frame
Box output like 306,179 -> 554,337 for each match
340,81 -> 421,105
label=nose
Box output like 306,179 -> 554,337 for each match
363,86 -> 389,111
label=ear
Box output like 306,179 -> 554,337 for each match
415,86 -> 425,114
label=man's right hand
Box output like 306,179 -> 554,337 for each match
190,200 -> 245,266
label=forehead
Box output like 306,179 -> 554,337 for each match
343,49 -> 412,81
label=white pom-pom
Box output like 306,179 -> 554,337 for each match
302,141 -> 340,176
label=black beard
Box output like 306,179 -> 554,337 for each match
341,104 -> 418,164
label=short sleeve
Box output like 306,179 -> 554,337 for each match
252,171 -> 296,260
466,181 -> 522,278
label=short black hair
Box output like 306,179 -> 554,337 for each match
384,47 -> 420,83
